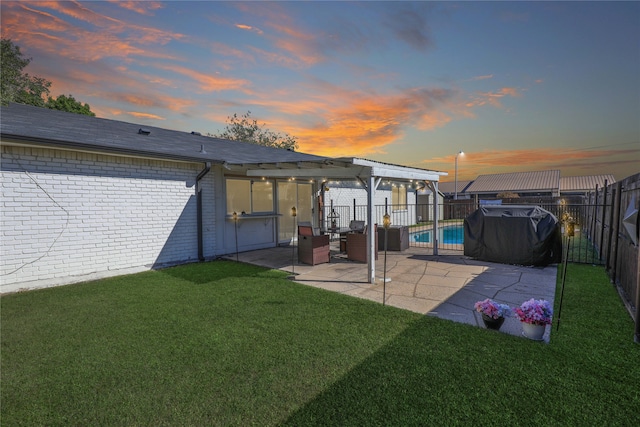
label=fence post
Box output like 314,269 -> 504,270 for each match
590,185 -> 599,262
599,180 -> 608,261
636,270 -> 640,343
607,182 -> 621,277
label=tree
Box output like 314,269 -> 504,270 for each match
1,38 -> 94,116
211,111 -> 298,151
1,38 -> 51,107
497,192 -> 520,199
45,94 -> 95,116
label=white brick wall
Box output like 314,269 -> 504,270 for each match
1,146 -> 216,292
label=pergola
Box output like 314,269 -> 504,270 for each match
239,157 -> 448,284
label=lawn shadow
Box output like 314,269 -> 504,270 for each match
158,259 -> 289,284
280,314 -> 529,425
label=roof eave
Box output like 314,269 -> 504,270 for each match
1,134 -> 224,165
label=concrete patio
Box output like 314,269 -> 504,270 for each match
222,245 -> 558,342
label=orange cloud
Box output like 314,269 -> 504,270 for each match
110,1 -> 164,16
209,41 -> 255,63
127,111 -> 166,120
2,2 -> 183,63
465,87 -> 521,108
102,92 -> 196,113
236,83 -> 458,158
421,147 -> 640,181
154,64 -> 250,93
247,46 -> 304,69
235,23 -> 264,35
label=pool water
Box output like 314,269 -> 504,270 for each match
411,225 -> 464,245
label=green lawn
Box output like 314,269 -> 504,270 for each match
1,261 -> 638,426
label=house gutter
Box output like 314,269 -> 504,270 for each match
196,162 -> 212,261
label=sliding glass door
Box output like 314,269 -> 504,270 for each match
277,181 -> 312,243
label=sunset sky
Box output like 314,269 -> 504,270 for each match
2,1 -> 638,181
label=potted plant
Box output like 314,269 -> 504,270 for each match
474,298 -> 511,330
514,298 -> 553,340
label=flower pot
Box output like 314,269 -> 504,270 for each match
481,313 -> 505,330
521,322 -> 546,340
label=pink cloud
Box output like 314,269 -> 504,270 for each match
110,1 -> 164,16
154,64 -> 250,93
2,1 -> 183,63
127,111 -> 166,120
235,23 -> 264,35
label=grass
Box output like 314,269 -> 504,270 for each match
2,261 -> 639,426
565,231 -> 603,265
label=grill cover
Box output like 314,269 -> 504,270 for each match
464,205 -> 562,266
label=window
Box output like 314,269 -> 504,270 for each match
226,178 -> 274,214
392,184 -> 407,210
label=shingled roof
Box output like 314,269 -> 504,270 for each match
0,103 -> 327,165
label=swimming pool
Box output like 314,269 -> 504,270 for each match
411,225 -> 464,245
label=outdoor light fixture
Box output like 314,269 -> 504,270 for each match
291,206 -> 297,275
454,150 -> 464,200
382,212 -> 391,306
558,216 -> 575,331
232,211 -> 239,262
383,213 -> 391,230
566,217 -> 575,237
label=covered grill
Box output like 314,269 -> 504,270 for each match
464,205 -> 562,266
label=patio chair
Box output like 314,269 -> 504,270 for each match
340,220 -> 365,251
298,223 -> 330,266
347,224 -> 378,263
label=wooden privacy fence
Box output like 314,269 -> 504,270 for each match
584,173 -> 640,342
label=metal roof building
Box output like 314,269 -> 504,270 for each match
465,170 -> 561,196
560,174 -> 616,194
430,171 -> 617,199
438,180 -> 473,197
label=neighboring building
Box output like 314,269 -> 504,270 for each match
320,179 -> 422,226
560,174 -> 615,196
465,170 -> 562,198
1,103 -> 446,292
416,187 -> 445,223
440,171 -> 616,202
437,180 -> 473,199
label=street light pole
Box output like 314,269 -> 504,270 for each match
454,150 -> 464,200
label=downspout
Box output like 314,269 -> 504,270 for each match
196,162 -> 212,261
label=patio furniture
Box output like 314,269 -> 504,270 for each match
378,225 -> 409,251
347,224 -> 378,262
340,220 -> 365,252
298,224 -> 330,265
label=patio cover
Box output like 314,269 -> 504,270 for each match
239,157 -> 448,283
463,205 -> 562,266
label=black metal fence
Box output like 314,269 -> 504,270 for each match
325,179 -> 639,340
325,198 -> 608,262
